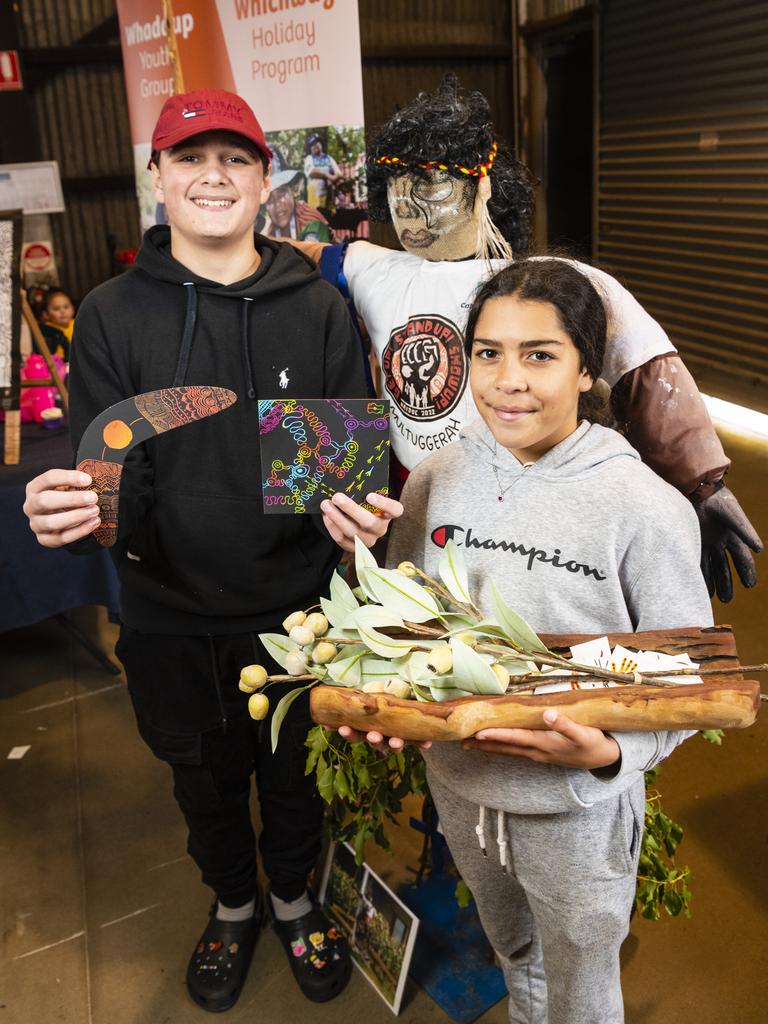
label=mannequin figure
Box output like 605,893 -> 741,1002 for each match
299,76 -> 763,601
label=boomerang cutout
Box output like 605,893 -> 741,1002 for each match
75,386 -> 237,547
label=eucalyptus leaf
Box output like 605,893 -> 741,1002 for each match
260,632 -> 302,671
489,580 -> 549,654
352,605 -> 418,659
440,612 -> 483,630
411,682 -> 435,702
324,647 -> 367,686
429,681 -> 473,702
271,682 -> 315,752
320,596 -> 346,630
399,650 -> 433,685
449,637 -> 506,695
330,569 -> 360,614
364,567 -> 443,623
326,627 -> 362,643
438,539 -> 474,607
360,658 -> 400,684
354,537 -> 381,602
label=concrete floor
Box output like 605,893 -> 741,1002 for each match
1,424 -> 766,1024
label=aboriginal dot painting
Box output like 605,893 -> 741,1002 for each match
258,398 -> 390,515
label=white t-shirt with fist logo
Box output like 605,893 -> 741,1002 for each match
344,241 -> 675,471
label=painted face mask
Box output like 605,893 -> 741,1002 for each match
387,170 -> 480,261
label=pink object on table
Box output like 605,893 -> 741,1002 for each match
19,353 -> 68,423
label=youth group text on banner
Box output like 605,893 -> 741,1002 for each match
116,0 -> 367,239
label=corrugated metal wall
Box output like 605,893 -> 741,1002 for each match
521,0 -> 590,23
597,0 -> 768,402
17,2 -> 138,302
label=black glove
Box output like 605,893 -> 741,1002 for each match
693,485 -> 763,603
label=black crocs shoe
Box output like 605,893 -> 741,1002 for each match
271,897 -> 352,1003
186,895 -> 263,1013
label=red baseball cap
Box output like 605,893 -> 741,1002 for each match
149,89 -> 272,167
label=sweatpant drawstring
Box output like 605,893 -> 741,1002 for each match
497,809 -> 509,873
475,805 -> 487,856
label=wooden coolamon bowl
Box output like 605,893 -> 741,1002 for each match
310,626 -> 760,742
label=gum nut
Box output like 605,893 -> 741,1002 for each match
384,679 -> 412,699
397,561 -> 417,577
491,663 -> 510,687
426,644 -> 453,674
248,693 -> 270,720
304,612 -> 329,637
285,651 -> 309,676
455,632 -> 478,648
312,641 -> 337,665
240,664 -> 268,689
361,680 -> 387,693
289,625 -> 315,646
282,610 -> 307,631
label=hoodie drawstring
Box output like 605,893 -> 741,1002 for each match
173,287 -> 256,402
173,283 -> 198,386
241,298 -> 256,400
475,805 -> 510,872
208,635 -> 228,735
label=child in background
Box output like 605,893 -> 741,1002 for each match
342,259 -> 713,1023
40,288 -> 76,360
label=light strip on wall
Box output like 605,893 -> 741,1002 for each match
701,394 -> 768,441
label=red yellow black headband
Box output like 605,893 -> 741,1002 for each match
375,140 -> 498,178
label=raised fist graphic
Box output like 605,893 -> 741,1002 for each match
400,336 -> 441,410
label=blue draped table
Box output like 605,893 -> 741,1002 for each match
0,422 -> 120,634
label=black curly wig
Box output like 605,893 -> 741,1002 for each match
366,75 -> 536,257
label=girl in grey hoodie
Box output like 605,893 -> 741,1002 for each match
380,260 -> 714,1024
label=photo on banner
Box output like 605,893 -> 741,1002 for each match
261,124 -> 367,243
116,0 -> 366,234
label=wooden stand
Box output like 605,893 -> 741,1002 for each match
311,625 -> 761,740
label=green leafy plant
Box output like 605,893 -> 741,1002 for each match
637,767 -> 691,920
305,723 -> 426,864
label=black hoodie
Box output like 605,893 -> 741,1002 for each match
69,226 -> 369,635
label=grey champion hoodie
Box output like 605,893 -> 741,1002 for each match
386,419 -> 714,816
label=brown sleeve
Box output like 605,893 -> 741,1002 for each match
610,352 -> 730,497
273,237 -> 328,263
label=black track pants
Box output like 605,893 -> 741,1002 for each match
116,625 -> 324,906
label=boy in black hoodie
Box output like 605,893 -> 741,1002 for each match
23,89 -> 403,1013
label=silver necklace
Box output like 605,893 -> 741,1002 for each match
492,444 -> 534,502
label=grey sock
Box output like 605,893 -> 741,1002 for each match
270,890 -> 312,922
216,897 -> 256,923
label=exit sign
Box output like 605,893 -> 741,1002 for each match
0,51 -> 23,91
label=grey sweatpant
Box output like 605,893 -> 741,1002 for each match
428,772 -> 645,1024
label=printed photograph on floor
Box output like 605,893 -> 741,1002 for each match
319,842 -> 419,1013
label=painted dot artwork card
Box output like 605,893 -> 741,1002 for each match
258,398 -> 390,514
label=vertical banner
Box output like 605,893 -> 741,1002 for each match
0,210 -> 23,410
116,0 -> 367,239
